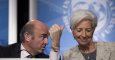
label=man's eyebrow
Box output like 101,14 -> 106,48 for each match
41,34 -> 48,36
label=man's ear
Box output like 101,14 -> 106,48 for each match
24,32 -> 32,42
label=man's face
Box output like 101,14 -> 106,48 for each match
29,24 -> 48,54
72,20 -> 95,45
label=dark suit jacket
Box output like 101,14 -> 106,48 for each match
0,43 -> 49,58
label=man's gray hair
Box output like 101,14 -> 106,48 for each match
70,9 -> 97,30
20,21 -> 34,42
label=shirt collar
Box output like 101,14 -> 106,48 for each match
21,43 -> 30,58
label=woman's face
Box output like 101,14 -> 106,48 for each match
72,20 -> 95,45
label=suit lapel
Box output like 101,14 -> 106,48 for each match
10,43 -> 21,58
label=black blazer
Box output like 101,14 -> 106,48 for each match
0,43 -> 49,58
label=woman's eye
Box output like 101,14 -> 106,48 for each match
86,29 -> 92,32
76,29 -> 82,32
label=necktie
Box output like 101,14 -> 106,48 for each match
26,55 -> 34,58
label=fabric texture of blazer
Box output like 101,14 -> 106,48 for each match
63,42 -> 115,60
0,43 -> 49,58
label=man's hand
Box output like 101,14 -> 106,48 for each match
49,24 -> 64,52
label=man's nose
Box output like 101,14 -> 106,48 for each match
44,38 -> 48,45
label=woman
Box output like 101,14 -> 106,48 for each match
63,9 -> 115,60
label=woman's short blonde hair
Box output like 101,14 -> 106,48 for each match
70,9 -> 97,30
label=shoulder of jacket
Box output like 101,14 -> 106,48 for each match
63,46 -> 79,56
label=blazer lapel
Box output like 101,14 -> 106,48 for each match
70,46 -> 85,60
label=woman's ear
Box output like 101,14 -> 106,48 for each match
24,32 -> 32,42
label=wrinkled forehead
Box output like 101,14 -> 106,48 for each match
34,22 -> 49,34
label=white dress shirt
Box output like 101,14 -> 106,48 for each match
50,49 -> 60,60
21,44 -> 30,58
21,44 -> 60,60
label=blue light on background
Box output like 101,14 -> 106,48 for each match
0,0 -> 8,46
38,0 -> 77,55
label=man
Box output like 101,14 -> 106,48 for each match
0,20 -> 61,59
